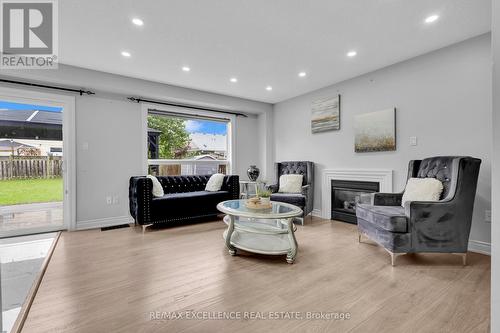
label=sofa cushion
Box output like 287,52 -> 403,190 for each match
271,193 -> 305,208
160,190 -> 229,200
356,204 -> 408,233
151,190 -> 229,220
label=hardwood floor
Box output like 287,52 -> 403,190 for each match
22,217 -> 490,333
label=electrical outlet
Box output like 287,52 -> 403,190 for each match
485,210 -> 491,223
409,136 -> 418,146
106,196 -> 112,205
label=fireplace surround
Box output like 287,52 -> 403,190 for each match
320,169 -> 393,219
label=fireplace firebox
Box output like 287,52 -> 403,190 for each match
331,180 -> 380,224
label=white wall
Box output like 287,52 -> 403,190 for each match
491,0 -> 499,330
0,64 -> 272,229
273,34 -> 492,247
234,114 -> 260,178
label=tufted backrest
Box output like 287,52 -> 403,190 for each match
276,161 -> 314,186
157,175 -> 211,193
408,156 -> 480,200
155,175 -> 239,195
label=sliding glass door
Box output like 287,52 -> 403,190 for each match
0,89 -> 74,237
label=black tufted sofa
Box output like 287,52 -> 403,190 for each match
356,156 -> 481,265
267,161 -> 314,220
129,175 -> 239,227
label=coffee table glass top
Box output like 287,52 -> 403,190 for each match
217,199 -> 302,219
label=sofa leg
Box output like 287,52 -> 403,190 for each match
142,224 -> 153,234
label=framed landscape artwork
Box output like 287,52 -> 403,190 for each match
311,95 -> 340,133
354,108 -> 396,153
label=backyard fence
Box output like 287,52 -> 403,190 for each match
0,156 -> 63,180
148,159 -> 228,176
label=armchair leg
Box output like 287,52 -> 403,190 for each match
453,253 -> 467,266
387,251 -> 406,266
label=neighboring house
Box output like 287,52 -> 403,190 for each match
0,139 -> 35,157
188,133 -> 227,159
180,154 -> 222,175
0,109 -> 63,156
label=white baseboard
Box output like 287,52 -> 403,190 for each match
76,215 -> 134,231
312,208 -> 323,218
468,240 -> 491,255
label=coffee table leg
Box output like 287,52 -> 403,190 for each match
286,218 -> 298,264
225,215 -> 237,256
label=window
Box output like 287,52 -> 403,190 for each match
147,110 -> 231,176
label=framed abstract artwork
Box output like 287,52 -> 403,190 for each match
354,108 -> 396,153
311,95 -> 340,133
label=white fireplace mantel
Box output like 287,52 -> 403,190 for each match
321,169 -> 393,219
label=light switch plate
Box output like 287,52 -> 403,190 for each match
409,136 -> 418,146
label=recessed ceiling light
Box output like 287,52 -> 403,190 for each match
132,18 -> 144,26
121,51 -> 131,57
230,77 -> 238,83
182,66 -> 191,72
425,14 -> 439,24
347,51 -> 357,57
266,86 -> 272,91
298,72 -> 307,77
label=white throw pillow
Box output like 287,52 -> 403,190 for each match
147,175 -> 164,197
205,173 -> 225,192
278,174 -> 304,193
401,178 -> 444,207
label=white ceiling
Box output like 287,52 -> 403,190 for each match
59,0 -> 491,104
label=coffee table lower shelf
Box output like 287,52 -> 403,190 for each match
222,215 -> 298,264
222,229 -> 292,255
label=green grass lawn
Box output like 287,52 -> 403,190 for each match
0,178 -> 63,206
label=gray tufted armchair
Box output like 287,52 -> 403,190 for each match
267,161 -> 314,222
356,156 -> 481,266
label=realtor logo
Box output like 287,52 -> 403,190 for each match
0,0 -> 58,69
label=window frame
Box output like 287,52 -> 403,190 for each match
140,103 -> 235,175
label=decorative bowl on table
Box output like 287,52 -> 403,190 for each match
245,197 -> 272,210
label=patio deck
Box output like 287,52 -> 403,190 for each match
0,202 -> 63,234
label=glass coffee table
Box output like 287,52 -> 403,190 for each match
217,199 -> 303,264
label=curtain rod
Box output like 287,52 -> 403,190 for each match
148,108 -> 230,122
127,97 -> 248,117
0,78 -> 95,96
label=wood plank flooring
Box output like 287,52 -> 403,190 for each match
21,217 -> 491,333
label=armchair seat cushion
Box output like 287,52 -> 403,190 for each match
270,193 -> 305,207
356,204 -> 408,233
